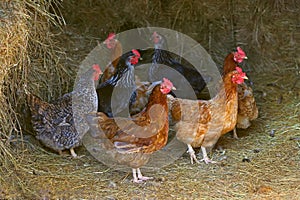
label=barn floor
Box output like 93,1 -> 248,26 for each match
1,25 -> 300,200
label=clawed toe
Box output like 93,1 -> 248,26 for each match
187,145 -> 200,164
200,158 -> 217,164
132,168 -> 153,183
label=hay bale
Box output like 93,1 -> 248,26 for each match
0,1 -> 28,140
0,0 -> 68,167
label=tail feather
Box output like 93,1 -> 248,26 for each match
167,95 -> 181,122
26,93 -> 50,115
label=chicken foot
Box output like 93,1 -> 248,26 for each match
187,144 -> 200,164
233,127 -> 239,139
200,146 -> 216,164
70,148 -> 77,158
132,168 -> 153,183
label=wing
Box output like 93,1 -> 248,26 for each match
171,98 -> 211,147
237,83 -> 258,128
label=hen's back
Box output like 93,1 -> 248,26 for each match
27,93 -> 80,152
237,83 -> 258,129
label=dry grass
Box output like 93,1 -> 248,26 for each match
0,0 -> 300,199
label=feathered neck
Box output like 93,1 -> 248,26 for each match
74,68 -> 96,92
213,72 -> 238,102
153,48 -> 173,64
145,85 -> 168,111
103,58 -> 135,87
111,41 -> 123,68
223,53 -> 237,75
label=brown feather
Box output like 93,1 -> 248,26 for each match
236,83 -> 258,129
170,70 -> 241,151
223,50 -> 258,132
87,82 -> 171,168
100,40 -> 123,83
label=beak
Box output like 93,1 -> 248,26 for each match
139,57 -> 143,60
244,56 -> 248,59
243,76 -> 248,80
172,86 -> 177,90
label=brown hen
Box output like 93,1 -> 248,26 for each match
223,47 -> 258,138
169,68 -> 247,164
99,33 -> 123,84
86,78 -> 175,183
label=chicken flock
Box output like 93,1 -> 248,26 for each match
26,32 -> 258,183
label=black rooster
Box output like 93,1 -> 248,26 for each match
96,49 -> 141,118
149,31 -> 210,99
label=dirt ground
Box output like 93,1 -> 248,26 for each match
1,25 -> 300,199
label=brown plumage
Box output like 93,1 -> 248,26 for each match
169,68 -> 247,164
223,47 -> 258,138
236,83 -> 258,129
129,76 -> 161,115
86,78 -> 175,183
100,33 -> 123,84
27,65 -> 102,157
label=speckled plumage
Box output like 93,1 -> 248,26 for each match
27,65 -> 101,156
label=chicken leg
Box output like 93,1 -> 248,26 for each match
132,168 -> 153,183
233,127 -> 239,139
187,144 -> 200,164
200,146 -> 216,164
70,148 -> 77,158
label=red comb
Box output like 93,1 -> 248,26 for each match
106,33 -> 116,41
235,66 -> 242,73
234,46 -> 247,63
131,49 -> 140,58
237,47 -> 246,56
162,78 -> 173,87
237,46 -> 243,52
92,64 -> 102,73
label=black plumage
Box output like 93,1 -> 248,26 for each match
96,50 -> 141,118
149,32 -> 210,99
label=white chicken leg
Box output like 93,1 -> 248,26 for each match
132,168 -> 153,183
200,146 -> 216,164
233,127 -> 239,139
187,144 -> 200,164
70,148 -> 77,158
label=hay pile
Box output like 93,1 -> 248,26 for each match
0,0 -> 299,198
0,0 -> 68,178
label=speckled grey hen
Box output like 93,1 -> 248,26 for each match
27,64 -> 102,157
